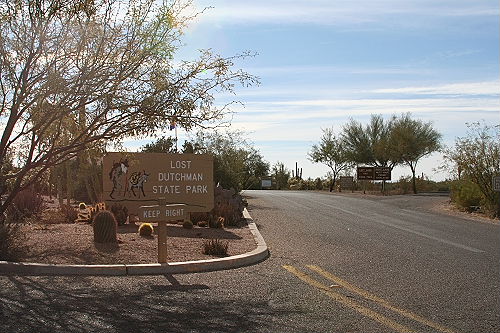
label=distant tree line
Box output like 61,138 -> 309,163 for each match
308,113 -> 441,194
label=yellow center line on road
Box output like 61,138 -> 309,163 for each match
306,265 -> 457,333
283,265 -> 415,333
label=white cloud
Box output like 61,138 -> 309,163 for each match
192,0 -> 497,26
372,81 -> 500,96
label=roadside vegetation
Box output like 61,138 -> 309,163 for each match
0,0 -> 258,260
442,123 -> 500,218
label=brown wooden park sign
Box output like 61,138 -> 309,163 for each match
103,152 -> 214,214
356,166 -> 392,181
103,152 -> 214,263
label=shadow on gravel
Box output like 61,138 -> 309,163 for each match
0,275 -> 298,333
117,224 -> 243,240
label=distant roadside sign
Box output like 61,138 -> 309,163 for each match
357,167 -> 374,180
357,166 -> 392,181
374,167 -> 391,181
493,176 -> 500,192
340,176 -> 354,189
261,178 -> 272,189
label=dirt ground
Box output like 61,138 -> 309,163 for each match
18,216 -> 256,265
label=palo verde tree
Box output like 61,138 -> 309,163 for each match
390,113 -> 441,194
342,114 -> 399,170
0,0 -> 258,219
342,114 -> 401,192
443,122 -> 500,217
190,130 -> 269,192
309,127 -> 353,192
141,136 -> 177,154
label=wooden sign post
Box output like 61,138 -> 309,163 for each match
138,202 -> 189,263
103,152 -> 214,263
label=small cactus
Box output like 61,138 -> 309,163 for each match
138,223 -> 154,237
208,215 -> 224,228
182,220 -> 193,229
92,210 -> 117,243
79,202 -> 87,210
197,221 -> 208,228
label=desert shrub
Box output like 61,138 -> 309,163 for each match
451,180 -> 483,212
211,186 -> 244,226
110,203 -> 128,226
60,204 -> 78,223
394,176 -> 412,194
190,187 -> 245,227
138,223 -> 154,236
182,220 -> 193,229
92,210 -> 117,243
6,188 -> 44,223
0,222 -> 27,261
202,239 -> 228,256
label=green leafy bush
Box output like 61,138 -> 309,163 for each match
138,223 -> 154,236
202,239 -> 228,256
451,180 -> 483,212
92,210 -> 117,243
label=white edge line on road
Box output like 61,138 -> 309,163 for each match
314,201 -> 485,254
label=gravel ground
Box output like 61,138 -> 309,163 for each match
17,221 -> 256,265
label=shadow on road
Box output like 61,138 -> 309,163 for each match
0,275 -> 298,333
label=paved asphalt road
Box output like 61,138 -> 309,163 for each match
1,190 -> 499,333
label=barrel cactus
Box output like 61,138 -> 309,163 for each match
92,210 -> 117,243
138,223 -> 154,237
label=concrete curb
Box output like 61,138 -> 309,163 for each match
0,208 -> 269,276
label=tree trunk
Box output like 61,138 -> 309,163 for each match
65,162 -> 73,205
57,174 -> 63,208
411,165 -> 417,194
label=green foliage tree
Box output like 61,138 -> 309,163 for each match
272,162 -> 291,190
191,130 -> 269,192
141,136 -> 177,154
343,114 -> 399,169
309,128 -> 353,192
0,0 -> 258,219
390,113 -> 441,194
443,122 -> 500,217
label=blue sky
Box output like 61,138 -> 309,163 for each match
127,0 -> 499,181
